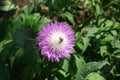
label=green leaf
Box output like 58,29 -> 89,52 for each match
73,54 -> 85,71
0,40 -> 17,63
62,12 -> 75,25
22,3 -> 34,15
0,39 -> 12,53
38,17 -> 51,31
111,30 -> 117,36
100,45 -> 109,57
85,72 -> 106,80
86,26 -> 98,37
0,64 -> 10,80
0,0 -> 15,11
75,61 -> 108,80
0,20 -> 7,42
62,54 -> 85,77
25,13 -> 41,27
62,59 -> 69,72
15,48 -> 24,59
10,28 -> 36,49
76,42 -> 83,50
76,31 -> 83,50
97,19 -> 120,33
82,37 -> 90,54
9,56 -> 15,68
112,21 -> 120,29
58,70 -> 68,77
94,4 -> 102,16
113,40 -> 120,49
75,31 -> 81,40
100,34 -> 114,44
10,16 -> 22,28
21,65 -> 36,80
14,50 -> 40,80
68,55 -> 77,74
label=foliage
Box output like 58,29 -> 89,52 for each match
0,0 -> 120,80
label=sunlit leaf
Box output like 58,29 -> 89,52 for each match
85,72 -> 106,80
0,0 -> 15,11
62,12 -> 75,25
100,45 -> 108,57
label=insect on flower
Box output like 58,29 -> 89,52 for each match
36,21 -> 75,62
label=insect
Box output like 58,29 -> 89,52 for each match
59,37 -> 63,44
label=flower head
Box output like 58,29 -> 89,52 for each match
36,22 -> 75,62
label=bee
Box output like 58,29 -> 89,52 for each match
59,37 -> 63,44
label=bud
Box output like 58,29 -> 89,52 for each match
82,28 -> 88,35
41,6 -> 49,13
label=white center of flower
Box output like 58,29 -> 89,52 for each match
49,32 -> 67,50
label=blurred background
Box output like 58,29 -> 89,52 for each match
0,0 -> 120,80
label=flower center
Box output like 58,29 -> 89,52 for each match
49,32 -> 67,50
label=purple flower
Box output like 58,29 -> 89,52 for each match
36,22 -> 75,62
